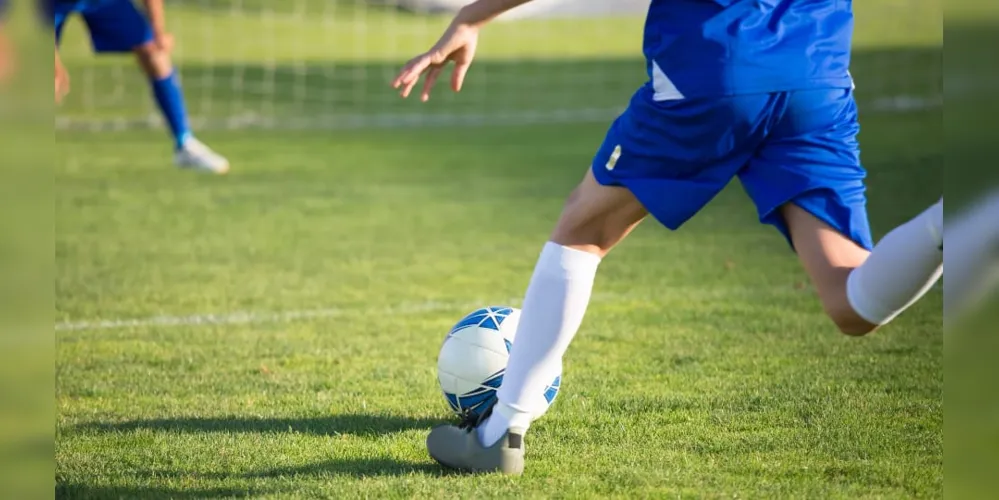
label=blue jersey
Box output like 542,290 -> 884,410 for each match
644,0 -> 854,100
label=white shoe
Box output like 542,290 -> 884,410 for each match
174,137 -> 230,174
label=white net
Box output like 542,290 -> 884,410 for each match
54,0 -> 940,132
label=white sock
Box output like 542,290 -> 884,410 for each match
478,242 -> 601,447
944,193 -> 999,322
846,199 -> 944,325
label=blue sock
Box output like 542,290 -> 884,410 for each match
150,71 -> 192,150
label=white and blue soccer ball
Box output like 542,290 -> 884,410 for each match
436,306 -> 561,421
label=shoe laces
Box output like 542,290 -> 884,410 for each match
457,402 -> 495,432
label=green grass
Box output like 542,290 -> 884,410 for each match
56,1 -> 944,498
56,115 -> 942,498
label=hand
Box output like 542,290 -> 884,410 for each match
55,52 -> 69,104
391,22 -> 479,102
154,31 -> 174,53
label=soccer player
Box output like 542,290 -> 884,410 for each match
50,0 -> 229,174
392,0 -> 944,475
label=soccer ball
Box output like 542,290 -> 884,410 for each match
436,306 -> 561,421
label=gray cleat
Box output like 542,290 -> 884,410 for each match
426,419 -> 526,475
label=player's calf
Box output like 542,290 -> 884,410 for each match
783,201 -> 943,336
823,282 -> 879,337
780,204 -> 876,335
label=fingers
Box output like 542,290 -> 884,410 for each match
451,61 -> 470,93
420,65 -> 443,102
392,54 -> 432,99
392,52 -> 470,101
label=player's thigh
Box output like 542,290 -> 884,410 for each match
81,0 -> 154,53
740,88 -> 873,296
550,168 -> 648,255
589,87 -> 772,240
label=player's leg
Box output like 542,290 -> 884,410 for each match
426,169 -> 648,475
742,88 -> 943,336
482,93 -> 771,448
476,168 -> 647,443
783,200 -> 942,335
427,89 -> 764,475
133,40 -> 190,146
82,0 -> 227,173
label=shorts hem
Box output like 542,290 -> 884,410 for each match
759,188 -> 874,253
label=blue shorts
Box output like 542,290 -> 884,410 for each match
592,85 -> 874,251
52,0 -> 153,53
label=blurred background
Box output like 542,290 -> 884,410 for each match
945,1 -> 999,498
53,0 -> 941,131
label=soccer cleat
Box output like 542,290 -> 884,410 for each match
426,411 -> 526,475
175,137 -> 230,174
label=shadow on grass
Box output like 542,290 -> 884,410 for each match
55,457 -> 453,499
245,457 -> 453,478
55,483 -> 262,499
73,413 -> 444,437
112,457 -> 452,482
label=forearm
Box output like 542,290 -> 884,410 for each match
454,0 -> 534,27
142,0 -> 167,34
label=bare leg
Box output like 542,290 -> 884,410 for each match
133,40 -> 172,79
479,168 -> 646,445
782,200 -> 943,336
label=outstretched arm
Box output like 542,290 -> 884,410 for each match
392,0 -> 534,101
452,0 -> 534,26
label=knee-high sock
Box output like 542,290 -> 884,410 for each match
846,199 -> 944,325
150,70 -> 192,149
478,242 -> 601,446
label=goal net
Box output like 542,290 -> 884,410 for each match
53,0 -> 940,132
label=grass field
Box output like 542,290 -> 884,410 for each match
56,1 -> 944,498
